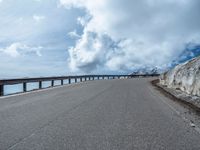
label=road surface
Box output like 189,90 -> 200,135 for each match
0,78 -> 200,150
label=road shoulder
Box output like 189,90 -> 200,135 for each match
152,79 -> 200,112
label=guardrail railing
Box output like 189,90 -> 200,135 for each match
0,74 -> 159,96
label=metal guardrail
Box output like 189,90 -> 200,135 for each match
0,74 -> 159,96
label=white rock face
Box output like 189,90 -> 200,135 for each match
160,56 -> 200,97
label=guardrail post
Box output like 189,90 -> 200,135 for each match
51,80 -> 54,87
61,80 -> 64,85
97,76 -> 99,80
23,82 -> 27,92
69,78 -> 71,84
39,81 -> 42,89
80,77 -> 82,82
75,77 -> 77,83
0,85 -> 4,96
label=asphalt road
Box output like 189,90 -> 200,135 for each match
0,78 -> 200,150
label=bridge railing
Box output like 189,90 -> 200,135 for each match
0,74 -> 159,96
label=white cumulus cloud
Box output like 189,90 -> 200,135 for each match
0,43 -> 42,57
61,0 -> 200,73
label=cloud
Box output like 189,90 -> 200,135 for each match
33,15 -> 45,22
61,0 -> 200,72
68,32 -> 117,72
0,43 -> 42,57
77,15 -> 91,27
0,0 -> 84,77
68,30 -> 81,39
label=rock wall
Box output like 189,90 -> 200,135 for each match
160,56 -> 200,97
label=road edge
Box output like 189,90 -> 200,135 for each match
151,79 -> 200,113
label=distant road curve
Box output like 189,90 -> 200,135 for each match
0,78 -> 200,150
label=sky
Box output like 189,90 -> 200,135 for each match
0,0 -> 200,78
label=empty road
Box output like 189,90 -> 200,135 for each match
0,78 -> 200,150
